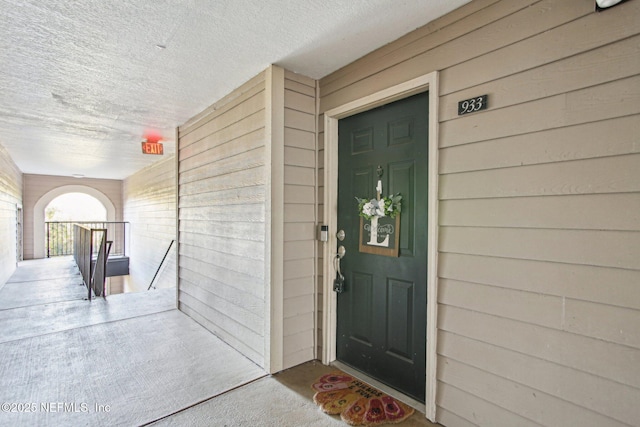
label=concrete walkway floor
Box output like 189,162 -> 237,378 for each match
150,360 -> 439,427
0,258 -> 438,427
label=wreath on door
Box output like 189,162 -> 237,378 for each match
355,194 -> 402,220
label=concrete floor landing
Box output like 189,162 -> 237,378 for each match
0,258 -> 437,426
0,258 -> 265,426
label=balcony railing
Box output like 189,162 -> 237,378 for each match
73,224 -> 111,300
46,221 -> 128,258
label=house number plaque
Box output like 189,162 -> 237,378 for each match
458,94 -> 488,115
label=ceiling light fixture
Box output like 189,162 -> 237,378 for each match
71,173 -> 85,178
155,44 -> 167,50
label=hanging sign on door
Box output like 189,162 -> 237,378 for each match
359,215 -> 400,257
355,178 -> 401,257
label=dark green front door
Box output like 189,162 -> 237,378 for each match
336,92 -> 429,402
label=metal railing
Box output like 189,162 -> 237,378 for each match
73,224 -> 111,300
46,221 -> 128,258
148,240 -> 175,290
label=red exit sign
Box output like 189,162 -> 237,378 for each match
141,141 -> 164,155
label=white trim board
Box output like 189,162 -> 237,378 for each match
265,65 -> 285,374
321,72 -> 439,422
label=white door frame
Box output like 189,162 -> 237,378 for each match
321,72 -> 439,421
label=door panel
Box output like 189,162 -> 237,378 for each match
386,278 -> 415,361
350,271 -> 374,345
389,160 -> 415,255
336,91 -> 429,402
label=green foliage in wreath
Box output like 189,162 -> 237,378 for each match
355,194 -> 402,220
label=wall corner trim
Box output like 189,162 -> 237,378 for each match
265,64 -> 286,374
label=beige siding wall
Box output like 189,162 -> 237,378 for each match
22,174 -> 123,260
123,156 -> 176,293
318,0 -> 640,425
282,70 -> 317,369
0,143 -> 22,285
178,72 -> 269,367
177,67 -> 318,371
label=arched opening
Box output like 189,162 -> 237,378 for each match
44,193 -> 108,257
33,185 -> 116,259
46,193 -> 107,222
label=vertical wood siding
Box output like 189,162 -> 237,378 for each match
22,174 -> 123,260
282,70 -> 317,369
178,72 -> 268,367
0,143 -> 22,286
319,0 -> 640,425
123,156 -> 176,292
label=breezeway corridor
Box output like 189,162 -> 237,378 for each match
0,257 -> 435,426
0,256 -> 265,425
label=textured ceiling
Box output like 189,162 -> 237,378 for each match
0,0 -> 470,180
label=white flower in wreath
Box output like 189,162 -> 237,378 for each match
362,199 -> 385,218
355,194 -> 402,220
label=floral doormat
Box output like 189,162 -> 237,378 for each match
312,371 -> 414,426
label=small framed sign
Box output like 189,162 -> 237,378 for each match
458,94 -> 488,116
359,215 -> 400,257
141,141 -> 164,155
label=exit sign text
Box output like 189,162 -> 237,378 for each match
141,141 -> 164,155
